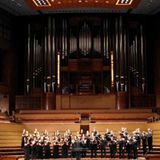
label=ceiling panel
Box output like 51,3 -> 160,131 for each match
0,0 -> 39,16
0,0 -> 160,16
131,0 -> 160,15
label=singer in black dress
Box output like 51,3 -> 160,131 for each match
53,138 -> 60,158
30,137 -> 37,160
61,139 -> 69,158
21,129 -> 25,149
44,138 -> 51,159
24,137 -> 30,160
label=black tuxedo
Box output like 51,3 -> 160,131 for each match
141,135 -> 147,154
109,140 -> 116,158
148,131 -> 153,151
118,138 -> 125,159
126,137 -> 132,159
132,140 -> 138,159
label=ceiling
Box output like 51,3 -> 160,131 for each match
0,0 -> 160,16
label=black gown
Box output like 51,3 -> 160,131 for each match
53,142 -> 60,158
44,141 -> 51,159
21,133 -> 25,149
37,140 -> 43,159
62,142 -> 68,158
24,141 -> 30,160
31,142 -> 37,160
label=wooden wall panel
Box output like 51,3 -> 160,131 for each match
93,62 -> 102,71
61,95 -> 70,109
57,95 -> 115,109
69,62 -> 78,71
44,92 -> 56,110
56,95 -> 62,110
116,92 -> 128,109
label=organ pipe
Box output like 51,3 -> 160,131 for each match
33,34 -> 36,88
119,16 -> 124,91
115,17 -> 119,92
47,17 -> 51,92
124,30 -> 127,92
140,25 -> 145,92
79,22 -> 91,57
135,35 -> 139,87
26,24 -> 31,94
106,18 -> 109,60
44,27 -> 47,93
62,19 -> 65,60
52,18 -> 56,92
65,19 -> 67,64
103,19 -> 106,58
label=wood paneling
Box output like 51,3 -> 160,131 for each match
15,95 -> 41,110
116,92 -> 128,109
44,92 -> 56,110
69,62 -> 78,71
59,94 -> 115,109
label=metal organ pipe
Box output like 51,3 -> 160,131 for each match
26,24 -> 31,94
52,18 -> 56,92
133,40 -> 136,87
140,25 -> 145,92
65,19 -> 67,63
119,16 -> 124,92
106,18 -> 109,60
103,19 -> 106,58
47,17 -> 51,93
124,30 -> 127,92
62,19 -> 65,60
135,35 -> 139,87
33,34 -> 36,89
44,27 -> 47,93
115,17 -> 119,92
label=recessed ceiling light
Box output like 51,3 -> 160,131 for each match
58,1 -> 61,4
95,0 -> 98,2
79,0 -> 82,2
106,1 -> 109,3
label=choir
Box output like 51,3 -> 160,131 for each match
21,127 -> 153,160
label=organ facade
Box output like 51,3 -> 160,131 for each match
14,14 -> 155,110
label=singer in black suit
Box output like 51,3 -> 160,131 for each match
99,134 -> 107,158
109,136 -> 116,159
141,131 -> 147,155
132,137 -> 138,159
118,136 -> 125,159
90,136 -> 97,158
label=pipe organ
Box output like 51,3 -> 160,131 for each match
24,15 -> 147,110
